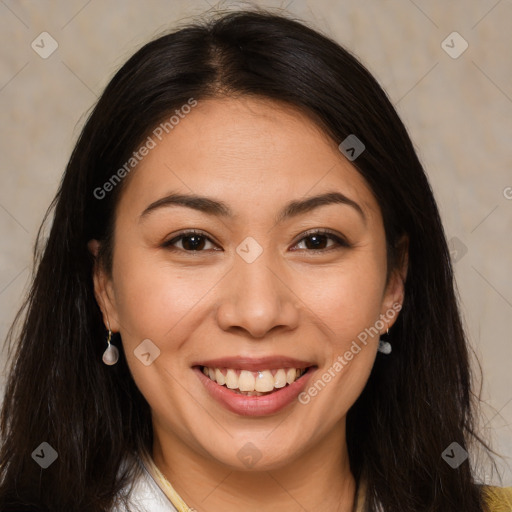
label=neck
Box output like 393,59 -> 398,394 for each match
151,419 -> 357,512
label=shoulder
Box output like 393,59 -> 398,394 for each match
481,485 -> 512,512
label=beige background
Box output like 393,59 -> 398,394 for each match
0,0 -> 511,486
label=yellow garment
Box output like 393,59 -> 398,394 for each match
481,485 -> 512,512
142,451 -> 512,512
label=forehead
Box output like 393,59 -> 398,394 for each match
116,96 -> 379,223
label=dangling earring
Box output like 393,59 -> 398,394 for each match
102,321 -> 119,365
377,328 -> 392,355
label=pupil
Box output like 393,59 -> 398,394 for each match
306,234 -> 326,249
183,235 -> 205,251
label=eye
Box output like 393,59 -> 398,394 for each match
162,228 -> 349,253
291,229 -> 350,252
162,230 -> 218,252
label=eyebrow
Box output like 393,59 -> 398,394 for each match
139,191 -> 366,225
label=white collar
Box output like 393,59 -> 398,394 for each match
113,455 -> 178,512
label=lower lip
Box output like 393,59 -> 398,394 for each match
194,366 -> 316,416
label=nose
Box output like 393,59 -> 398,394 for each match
216,248 -> 300,339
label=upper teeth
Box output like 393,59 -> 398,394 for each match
202,367 -> 307,392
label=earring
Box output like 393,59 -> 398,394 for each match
102,327 -> 119,365
377,328 -> 392,355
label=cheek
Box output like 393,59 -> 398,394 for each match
114,252 -> 208,339
304,252 -> 387,342
110,242 -> 226,346
108,245 -> 206,411
295,259 -> 385,425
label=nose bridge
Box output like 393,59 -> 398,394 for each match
238,243 -> 279,301
217,236 -> 299,338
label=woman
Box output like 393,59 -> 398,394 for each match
0,7 -> 510,512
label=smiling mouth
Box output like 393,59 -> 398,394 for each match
197,365 -> 311,396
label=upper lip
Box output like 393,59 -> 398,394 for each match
192,356 -> 316,371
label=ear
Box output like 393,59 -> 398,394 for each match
88,239 -> 121,332
380,234 -> 408,331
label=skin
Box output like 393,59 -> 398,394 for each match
90,96 -> 407,511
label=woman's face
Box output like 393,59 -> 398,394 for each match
92,96 -> 405,471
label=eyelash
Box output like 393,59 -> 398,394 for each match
161,228 -> 350,254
